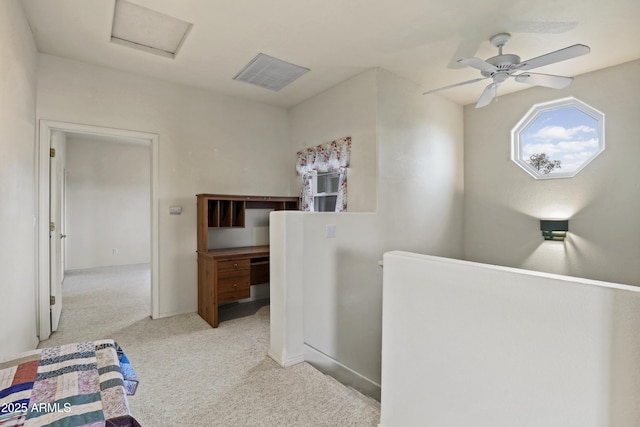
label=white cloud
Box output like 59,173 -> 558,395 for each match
523,138 -> 599,156
523,142 -> 560,156
522,138 -> 600,172
564,153 -> 593,162
556,138 -> 599,152
530,125 -> 596,141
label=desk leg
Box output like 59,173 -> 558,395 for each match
198,254 -> 219,328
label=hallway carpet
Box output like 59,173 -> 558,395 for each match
39,264 -> 380,427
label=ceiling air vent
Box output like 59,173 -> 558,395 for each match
111,0 -> 192,59
233,53 -> 310,91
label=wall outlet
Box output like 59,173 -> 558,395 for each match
112,248 -> 118,255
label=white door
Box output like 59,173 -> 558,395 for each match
61,170 -> 67,276
49,131 -> 64,331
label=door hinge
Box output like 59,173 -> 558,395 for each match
50,222 -> 55,232
50,148 -> 56,158
50,295 -> 56,305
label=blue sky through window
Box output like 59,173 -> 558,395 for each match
521,107 -> 599,174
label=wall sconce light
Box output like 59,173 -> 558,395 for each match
540,219 -> 569,241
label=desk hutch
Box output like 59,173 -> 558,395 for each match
196,194 -> 299,327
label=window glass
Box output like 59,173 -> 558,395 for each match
512,97 -> 604,179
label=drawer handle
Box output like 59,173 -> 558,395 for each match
233,263 -> 238,269
233,283 -> 238,288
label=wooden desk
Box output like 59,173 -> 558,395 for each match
196,194 -> 298,328
197,245 -> 270,328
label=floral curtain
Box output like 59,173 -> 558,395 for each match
296,136 -> 351,212
300,171 -> 316,212
335,167 -> 348,212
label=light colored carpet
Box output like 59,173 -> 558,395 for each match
40,264 -> 380,427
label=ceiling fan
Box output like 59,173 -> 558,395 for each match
423,33 -> 590,108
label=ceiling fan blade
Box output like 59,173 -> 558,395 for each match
517,44 -> 590,71
457,57 -> 498,72
514,72 -> 573,89
475,83 -> 498,108
423,77 -> 489,95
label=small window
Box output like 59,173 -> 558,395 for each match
312,171 -> 339,212
511,97 -> 604,179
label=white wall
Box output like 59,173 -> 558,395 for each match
207,208 -> 272,249
289,68 -> 379,212
377,69 -> 464,256
271,68 -> 464,398
65,135 -> 150,269
36,54 -> 292,318
0,0 -> 39,359
380,251 -> 640,427
464,60 -> 640,286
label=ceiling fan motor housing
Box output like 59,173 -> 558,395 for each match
480,54 -> 521,77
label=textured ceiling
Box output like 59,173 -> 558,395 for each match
21,0 -> 640,108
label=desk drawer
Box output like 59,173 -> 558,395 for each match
217,268 -> 250,281
216,259 -> 251,304
218,274 -> 250,293
218,279 -> 250,302
218,259 -> 250,272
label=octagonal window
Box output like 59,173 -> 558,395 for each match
511,97 -> 605,179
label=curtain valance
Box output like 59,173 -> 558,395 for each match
295,136 -> 351,175
296,136 -> 351,212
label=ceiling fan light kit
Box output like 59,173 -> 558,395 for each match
423,33 -> 591,108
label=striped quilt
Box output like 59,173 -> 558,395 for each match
0,340 -> 139,427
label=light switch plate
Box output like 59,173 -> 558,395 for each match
169,206 -> 182,215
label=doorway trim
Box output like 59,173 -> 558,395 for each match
37,120 -> 160,340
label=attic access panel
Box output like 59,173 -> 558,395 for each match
511,97 -> 605,179
111,0 -> 192,59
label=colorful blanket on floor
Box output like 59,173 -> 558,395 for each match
0,340 -> 140,427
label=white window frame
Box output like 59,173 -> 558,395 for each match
312,171 -> 340,212
511,97 -> 605,179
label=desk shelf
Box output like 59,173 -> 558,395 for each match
207,199 -> 245,227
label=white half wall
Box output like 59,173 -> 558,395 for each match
268,211 -> 305,368
269,211 -> 384,398
0,0 -> 39,358
380,251 -> 640,427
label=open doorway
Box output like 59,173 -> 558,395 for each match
64,133 -> 151,271
38,121 -> 159,341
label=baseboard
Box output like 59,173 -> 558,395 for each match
153,308 -> 195,319
304,344 -> 381,401
267,349 -> 305,368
